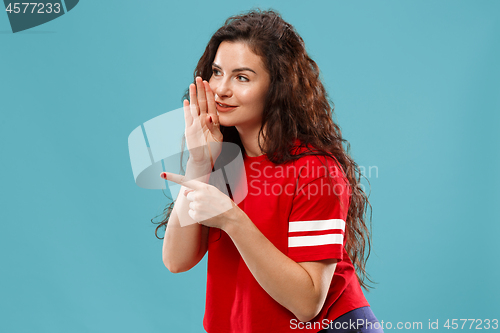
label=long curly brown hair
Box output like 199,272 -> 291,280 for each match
153,8 -> 374,290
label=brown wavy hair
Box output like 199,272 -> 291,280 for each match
152,8 -> 374,290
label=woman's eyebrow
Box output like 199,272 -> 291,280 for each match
212,63 -> 257,74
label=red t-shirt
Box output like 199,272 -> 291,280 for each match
203,146 -> 369,333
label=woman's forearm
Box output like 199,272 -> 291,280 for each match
162,160 -> 212,273
224,209 -> 334,322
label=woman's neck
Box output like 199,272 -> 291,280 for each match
236,124 -> 266,157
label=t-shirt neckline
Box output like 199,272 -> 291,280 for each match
243,150 -> 268,162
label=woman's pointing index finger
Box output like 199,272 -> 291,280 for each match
160,172 -> 204,191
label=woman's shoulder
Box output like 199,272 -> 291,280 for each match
288,139 -> 349,184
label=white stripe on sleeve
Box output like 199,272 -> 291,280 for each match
288,219 -> 345,232
288,233 -> 344,248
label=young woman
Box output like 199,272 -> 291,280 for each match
156,9 -> 383,333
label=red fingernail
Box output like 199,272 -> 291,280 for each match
161,173 -> 167,179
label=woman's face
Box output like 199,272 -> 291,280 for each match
209,41 -> 270,132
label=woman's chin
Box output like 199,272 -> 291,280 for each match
217,115 -> 233,128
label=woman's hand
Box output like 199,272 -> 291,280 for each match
184,76 -> 223,169
161,171 -> 241,230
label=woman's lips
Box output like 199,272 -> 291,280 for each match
216,102 -> 237,112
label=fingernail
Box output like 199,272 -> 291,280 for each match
161,172 -> 167,179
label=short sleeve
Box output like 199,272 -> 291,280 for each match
287,156 -> 350,262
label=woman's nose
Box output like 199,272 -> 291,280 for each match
212,77 -> 232,98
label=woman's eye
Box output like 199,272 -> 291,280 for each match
237,75 -> 249,82
212,68 -> 221,76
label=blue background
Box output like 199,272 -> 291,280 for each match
1,0 -> 499,332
